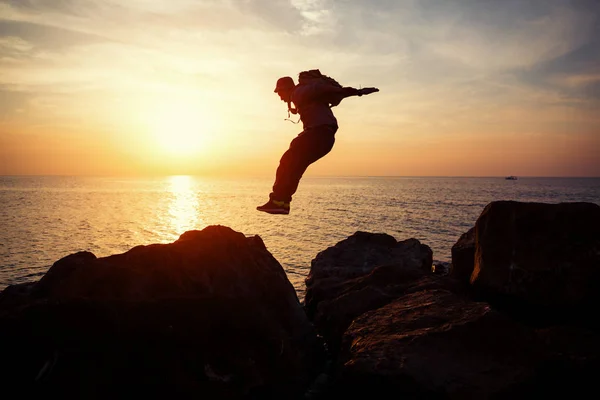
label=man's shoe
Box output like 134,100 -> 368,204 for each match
256,199 -> 290,215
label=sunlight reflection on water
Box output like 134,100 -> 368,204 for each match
167,175 -> 201,239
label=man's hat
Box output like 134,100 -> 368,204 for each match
274,76 -> 295,93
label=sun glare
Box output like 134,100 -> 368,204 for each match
150,100 -> 214,156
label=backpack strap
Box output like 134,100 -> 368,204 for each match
285,101 -> 300,124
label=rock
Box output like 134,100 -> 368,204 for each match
336,290 -> 539,397
470,201 -> 600,326
311,264 -> 451,360
334,289 -> 600,398
0,225 -> 324,399
450,226 -> 476,282
304,232 -> 433,321
432,260 -> 451,275
0,281 -> 36,308
304,222 -> 600,398
303,232 -> 441,360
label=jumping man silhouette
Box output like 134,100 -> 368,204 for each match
257,71 -> 379,215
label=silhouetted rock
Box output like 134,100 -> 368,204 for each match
0,225 -> 324,399
3,201 -> 600,399
337,289 -> 542,398
450,226 -> 476,282
304,232 -> 433,319
0,281 -> 36,308
470,201 -> 600,326
303,232 -> 465,373
335,290 -> 600,398
303,218 -> 600,398
433,260 -> 451,274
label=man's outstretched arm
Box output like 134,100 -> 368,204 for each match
328,86 -> 379,106
341,86 -> 379,97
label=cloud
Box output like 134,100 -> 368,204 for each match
520,32 -> 600,99
237,0 -> 304,32
0,19 -> 108,50
0,35 -> 32,52
1,0 -> 95,15
0,86 -> 30,118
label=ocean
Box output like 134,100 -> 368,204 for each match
1,176 -> 599,301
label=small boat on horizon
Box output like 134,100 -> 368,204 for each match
505,176 -> 518,180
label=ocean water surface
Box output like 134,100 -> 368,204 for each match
1,176 -> 599,301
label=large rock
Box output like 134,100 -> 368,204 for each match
470,201 -> 600,324
334,289 -> 600,398
305,226 -> 600,398
304,232 -> 433,320
0,225 -> 324,399
303,232 -> 437,360
309,265 -> 457,361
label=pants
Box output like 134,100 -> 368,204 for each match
270,125 -> 337,203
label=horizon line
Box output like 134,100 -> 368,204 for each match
1,174 -> 599,179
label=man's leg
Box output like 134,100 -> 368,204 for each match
270,126 -> 336,203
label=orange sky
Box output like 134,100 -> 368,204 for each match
1,0 -> 599,177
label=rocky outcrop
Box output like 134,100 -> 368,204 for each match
338,290 -> 543,398
333,288 -> 600,398
303,232 -> 435,358
304,232 -> 433,320
0,225 -> 324,399
2,201 -> 599,399
453,201 -> 600,326
303,202 -> 600,398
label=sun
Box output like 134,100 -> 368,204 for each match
150,101 -> 211,156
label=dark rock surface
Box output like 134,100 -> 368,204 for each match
303,232 -> 434,359
304,232 -> 433,320
449,226 -> 475,282
0,225 -> 323,399
454,201 -> 600,326
2,201 -> 599,399
334,289 -> 600,398
303,202 -> 600,398
337,289 -> 543,398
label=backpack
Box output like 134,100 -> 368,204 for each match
285,69 -> 344,122
297,69 -> 343,89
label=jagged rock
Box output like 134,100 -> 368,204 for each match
334,289 -> 600,398
304,221 -> 600,398
4,201 -> 599,399
470,201 -> 600,325
0,225 -> 324,399
303,232 -> 438,359
304,232 -> 433,320
312,264 -> 452,360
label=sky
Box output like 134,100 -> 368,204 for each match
0,0 -> 599,177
